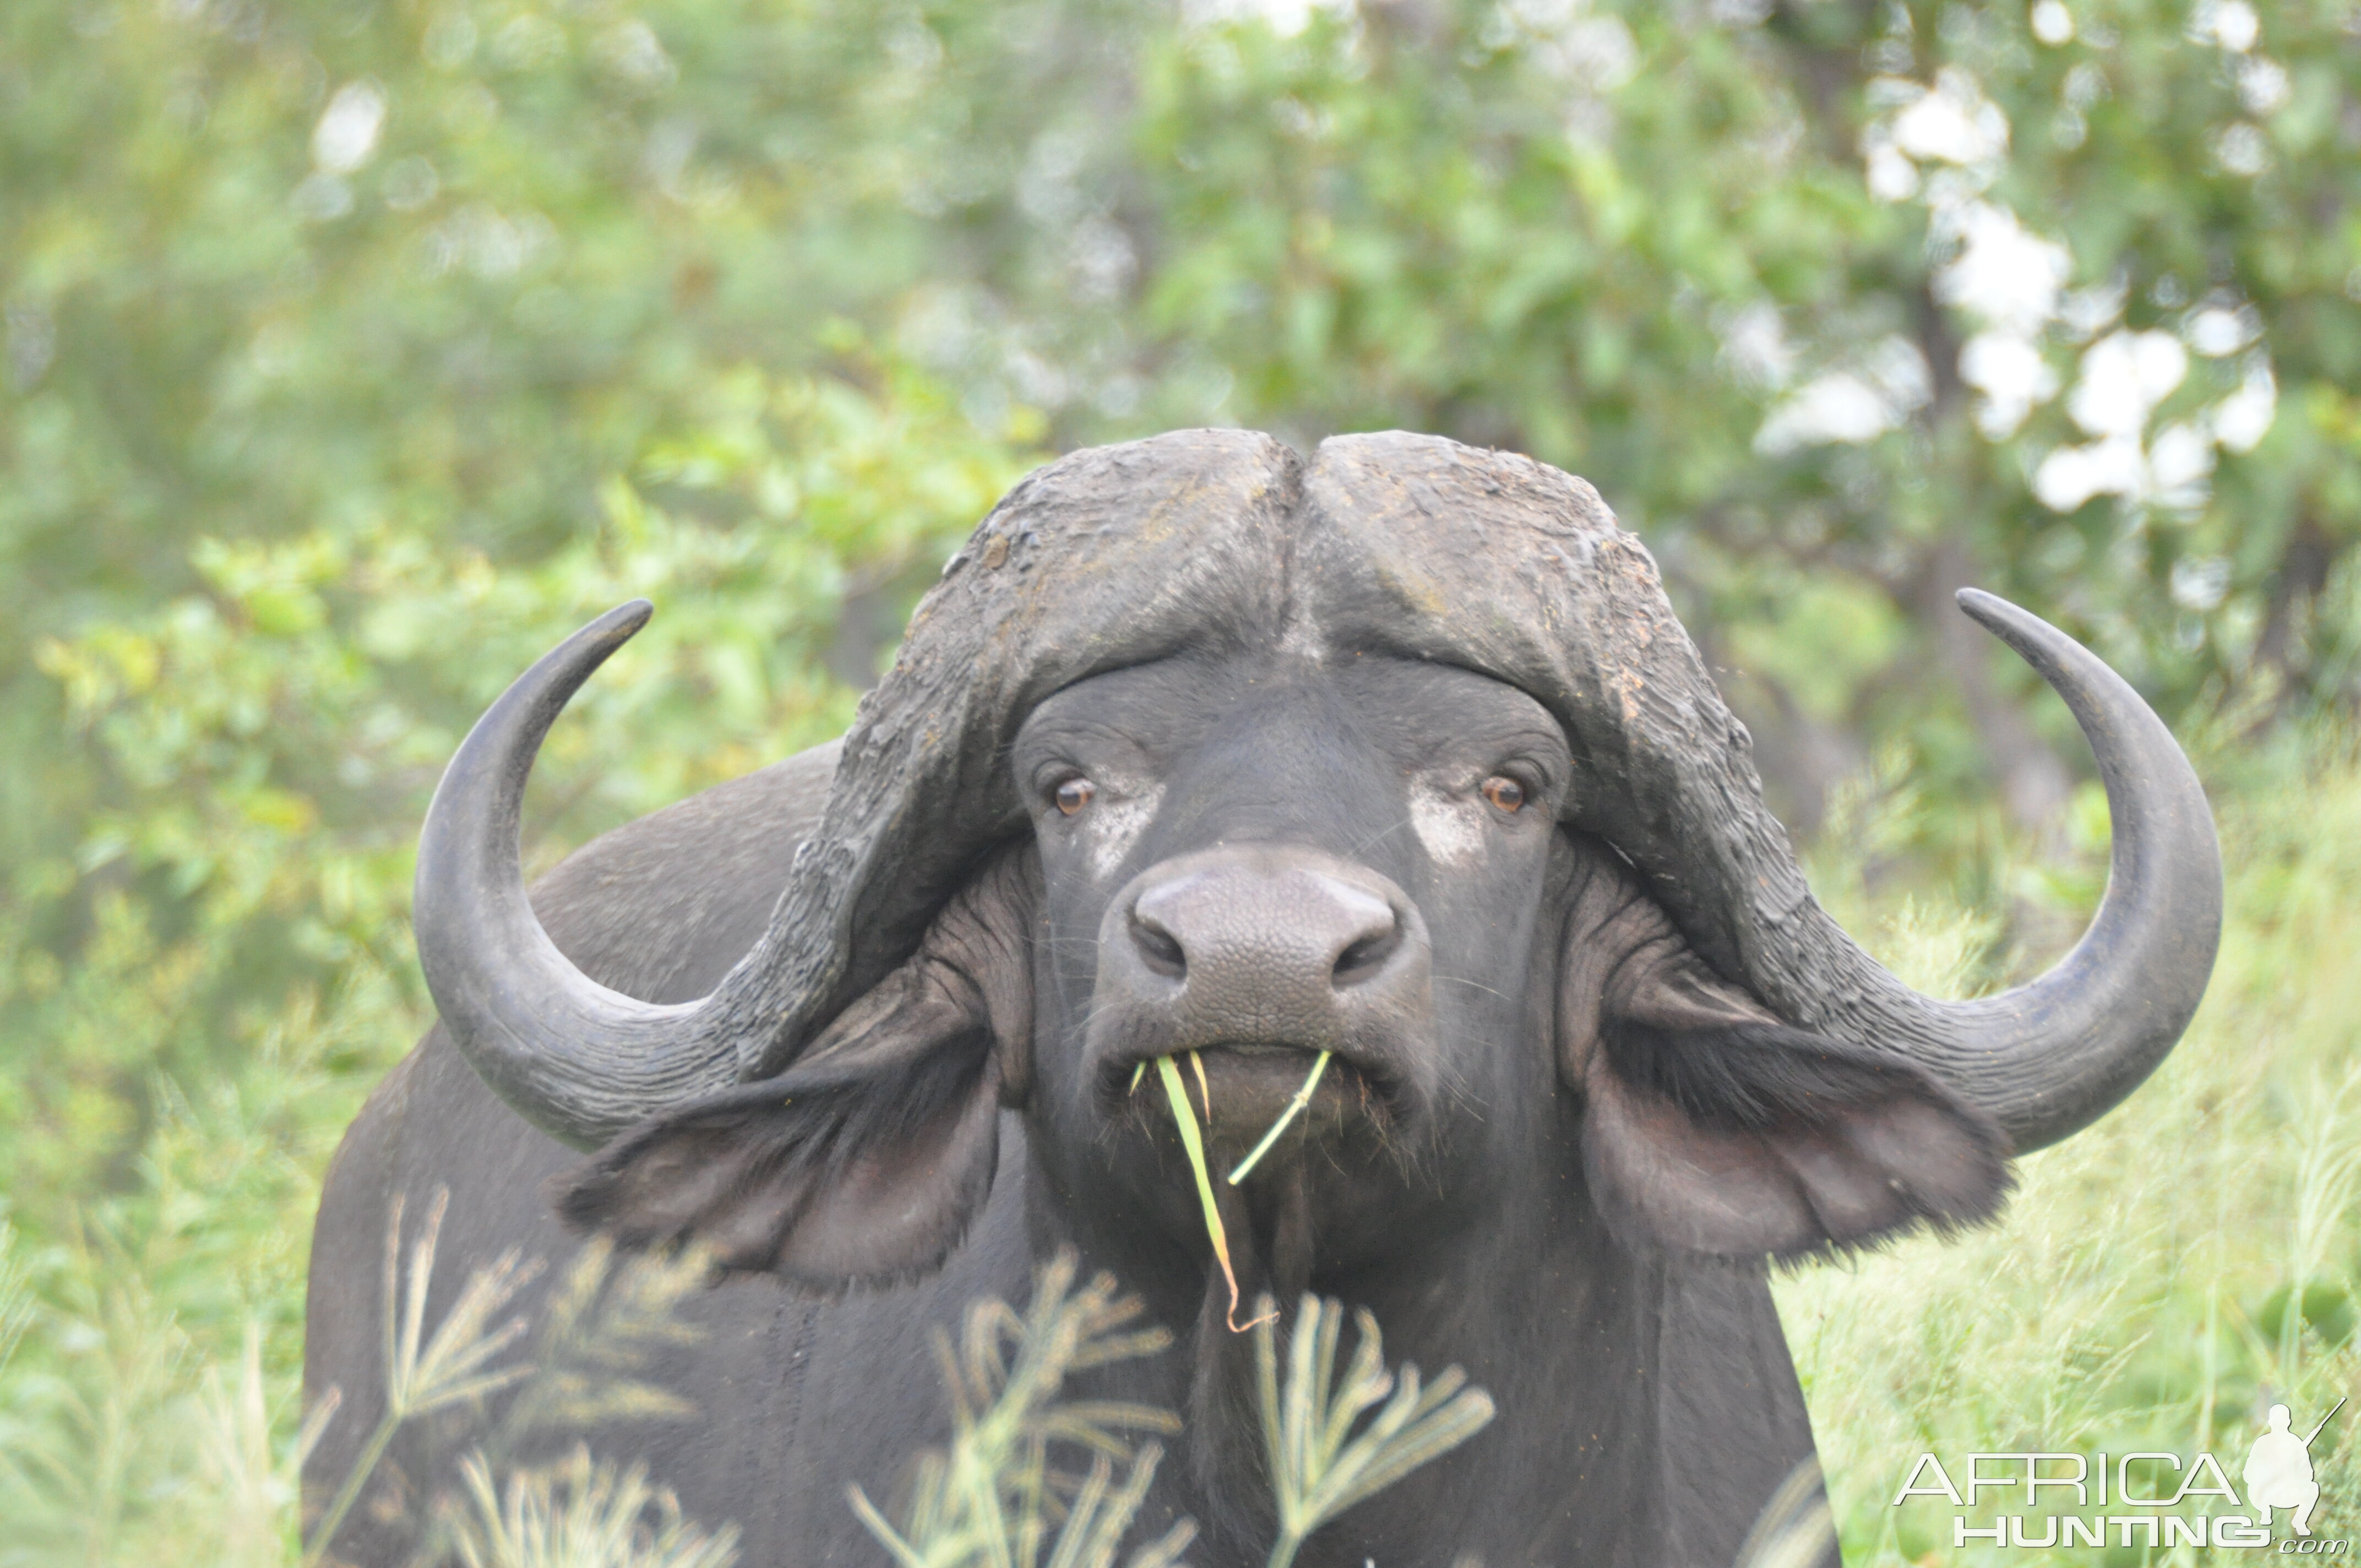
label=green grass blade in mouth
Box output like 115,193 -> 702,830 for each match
1155,1055 -> 1269,1333
1227,1050 -> 1332,1185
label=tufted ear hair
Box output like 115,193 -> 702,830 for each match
556,845 -> 1037,1288
1555,846 -> 2011,1261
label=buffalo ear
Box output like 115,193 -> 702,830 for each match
1559,866 -> 2010,1260
556,847 -> 1035,1288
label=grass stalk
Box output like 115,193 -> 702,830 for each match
1154,1056 -> 1266,1333
846,1251 -> 1188,1568
303,1417 -> 401,1568
1226,1052 -> 1331,1186
1252,1294 -> 1494,1568
450,1442 -> 740,1568
302,1187 -> 540,1566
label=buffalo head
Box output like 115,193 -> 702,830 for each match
410,427 -> 2218,1367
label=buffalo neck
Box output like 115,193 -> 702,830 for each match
1017,1098 -> 1679,1566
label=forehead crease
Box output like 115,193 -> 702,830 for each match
1021,656 -> 1568,770
1333,662 -> 1570,760
1016,711 -> 1150,758
1016,658 -> 1247,758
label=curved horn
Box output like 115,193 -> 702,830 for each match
1885,590 -> 2222,1151
415,433 -> 1306,1144
1292,435 -> 2222,1156
414,602 -> 745,1149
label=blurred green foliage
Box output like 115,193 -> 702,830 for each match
1123,0 -> 2361,826
0,356 -> 1036,1561
0,0 -> 2357,1560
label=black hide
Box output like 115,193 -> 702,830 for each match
305,431 -> 2092,1568
308,691 -> 1995,1566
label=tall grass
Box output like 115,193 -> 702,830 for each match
2,731 -> 2356,1563
300,1195 -> 729,1566
1250,1294 -> 1494,1568
1778,727 -> 2361,1562
845,1261 -> 1492,1568
845,1250 -> 1193,1568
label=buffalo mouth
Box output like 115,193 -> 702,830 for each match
1099,1041 -> 1405,1154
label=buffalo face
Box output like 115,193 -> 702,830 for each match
422,431 -> 2216,1308
556,636 -> 2016,1305
1018,652 -> 1571,1281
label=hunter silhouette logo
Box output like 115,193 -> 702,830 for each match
2245,1400 -> 2337,1539
1890,1399 -> 2348,1551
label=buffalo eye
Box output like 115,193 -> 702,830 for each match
1481,776 -> 1526,813
1054,778 -> 1097,816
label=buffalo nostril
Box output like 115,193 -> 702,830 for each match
1130,913 -> 1187,979
1129,862 -> 1410,998
1332,922 -> 1401,986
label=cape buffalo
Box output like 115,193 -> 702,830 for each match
303,430 -> 2221,1565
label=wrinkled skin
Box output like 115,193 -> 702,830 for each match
1023,656 -> 1564,1284
311,640 -> 2006,1565
1017,654 -> 1581,1550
